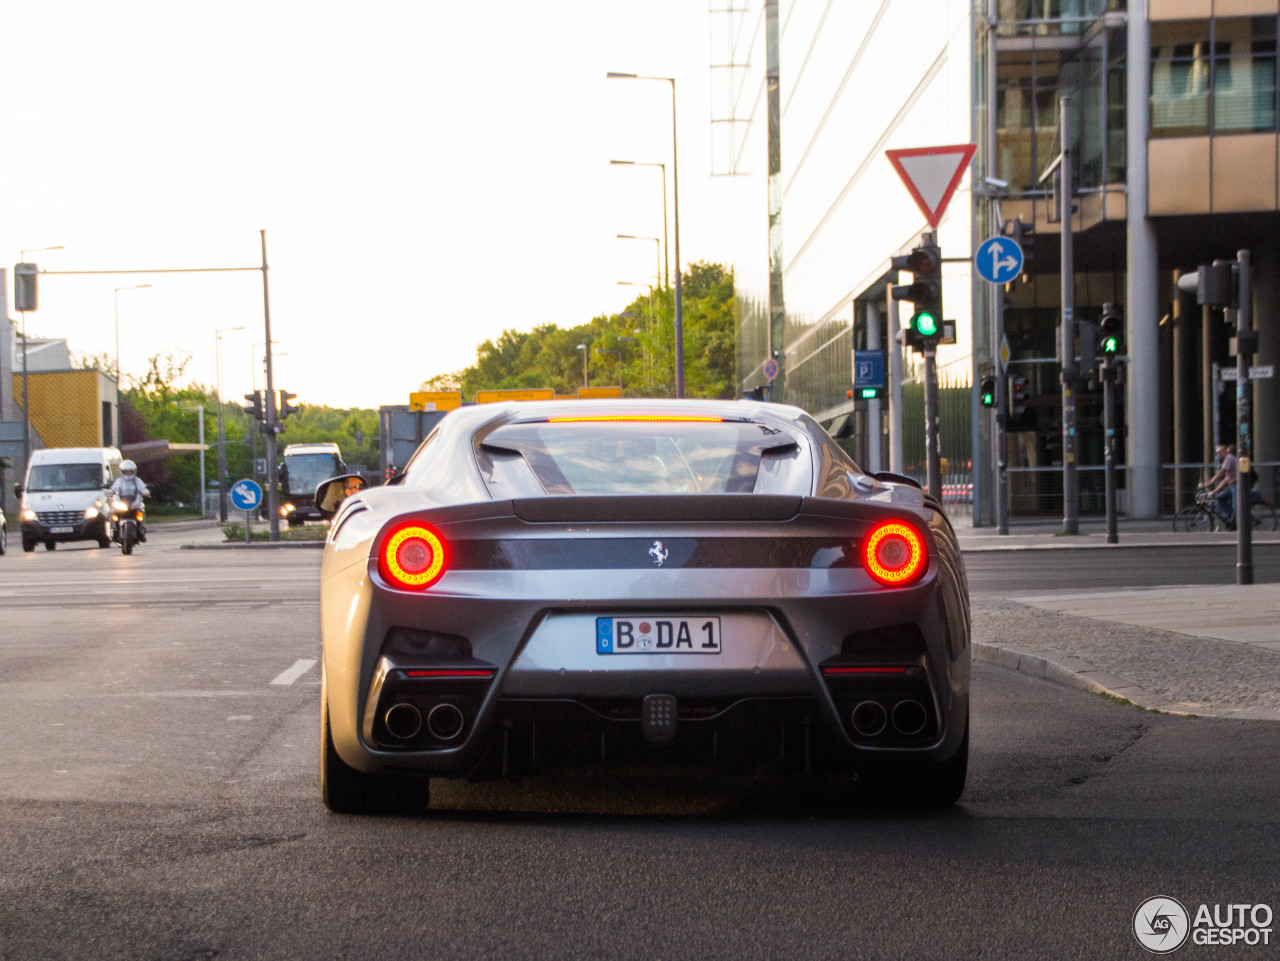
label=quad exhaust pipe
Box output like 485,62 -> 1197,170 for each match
384,703 -> 422,740
384,701 -> 467,742
851,700 -> 888,737
426,703 -> 465,741
850,698 -> 929,738
890,699 -> 927,736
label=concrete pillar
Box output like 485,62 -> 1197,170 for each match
1253,237 -> 1280,505
1126,0 -> 1161,518
866,300 -> 883,473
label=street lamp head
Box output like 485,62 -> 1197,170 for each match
576,344 -> 587,350
606,72 -> 638,80
609,159 -> 635,166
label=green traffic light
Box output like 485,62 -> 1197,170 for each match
1101,335 -> 1119,354
981,391 -> 995,407
913,311 -> 939,337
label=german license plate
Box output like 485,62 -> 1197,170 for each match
596,616 -> 721,655
50,526 -> 73,534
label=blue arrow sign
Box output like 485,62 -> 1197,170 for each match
975,236 -> 1024,285
230,478 -> 263,511
853,350 -> 886,390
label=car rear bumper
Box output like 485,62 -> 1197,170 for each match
22,516 -> 108,542
324,572 -> 969,780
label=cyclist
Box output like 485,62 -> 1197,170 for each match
1204,443 -> 1238,528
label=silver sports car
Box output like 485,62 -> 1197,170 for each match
317,399 -> 970,813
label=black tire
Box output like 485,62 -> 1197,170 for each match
322,698 -> 428,815
0,523 -> 7,555
44,540 -> 57,551
915,722 -> 969,806
1250,503 -> 1278,532
1173,505 -> 1214,533
861,713 -> 969,807
98,535 -> 111,548
22,536 -> 36,553
121,523 -> 134,555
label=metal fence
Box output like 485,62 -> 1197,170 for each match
901,367 -> 973,504
999,461 -> 1280,518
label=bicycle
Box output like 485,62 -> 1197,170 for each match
1173,486 -> 1278,533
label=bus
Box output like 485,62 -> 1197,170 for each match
278,442 -> 346,526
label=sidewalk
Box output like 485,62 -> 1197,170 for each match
960,518 -> 1280,720
956,516 -> 1280,551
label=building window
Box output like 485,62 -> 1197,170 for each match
1151,20 -> 1211,136
1151,17 -> 1279,138
1213,17 -> 1277,134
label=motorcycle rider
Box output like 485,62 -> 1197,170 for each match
108,460 -> 150,543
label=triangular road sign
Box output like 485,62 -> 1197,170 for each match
886,144 -> 977,228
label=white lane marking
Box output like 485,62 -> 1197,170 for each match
270,658 -> 318,686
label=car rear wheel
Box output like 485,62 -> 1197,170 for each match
863,712 -> 968,807
322,701 -> 429,815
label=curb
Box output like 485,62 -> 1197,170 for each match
960,535 -> 1280,553
181,541 -> 325,550
973,642 -> 1280,721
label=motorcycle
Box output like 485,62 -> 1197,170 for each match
110,497 -> 146,555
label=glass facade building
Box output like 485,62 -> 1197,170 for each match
723,0 -> 1280,522
716,0 -> 977,507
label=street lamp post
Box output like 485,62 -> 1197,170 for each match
616,234 -> 663,292
607,73 -> 683,395
610,161 -> 669,289
576,343 -> 589,388
215,325 -> 245,521
114,283 -> 152,449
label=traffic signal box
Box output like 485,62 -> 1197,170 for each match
1009,375 -> 1030,415
1007,220 -> 1034,273
277,390 -> 299,420
891,241 -> 943,354
243,390 -> 265,423
979,375 -> 997,408
1100,304 -> 1122,359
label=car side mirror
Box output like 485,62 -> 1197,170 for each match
315,473 -> 367,520
14,484 -> 23,498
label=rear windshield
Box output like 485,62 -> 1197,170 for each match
28,463 -> 104,492
476,418 -> 804,496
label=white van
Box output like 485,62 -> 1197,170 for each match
15,447 -> 123,552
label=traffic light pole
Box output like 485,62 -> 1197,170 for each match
1103,362 -> 1119,544
1059,95 -> 1080,536
994,288 -> 1009,535
924,346 -> 942,503
1235,249 -> 1253,585
260,229 -> 281,543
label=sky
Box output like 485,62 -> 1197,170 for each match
2,1 -> 732,411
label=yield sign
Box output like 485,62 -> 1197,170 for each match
886,144 -> 977,228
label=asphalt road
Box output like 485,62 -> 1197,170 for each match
1,530 -> 1277,960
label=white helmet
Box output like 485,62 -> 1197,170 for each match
121,460 -> 137,475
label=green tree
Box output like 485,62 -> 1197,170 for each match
426,262 -> 735,401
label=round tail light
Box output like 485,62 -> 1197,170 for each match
379,522 -> 448,590
862,521 -> 927,586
